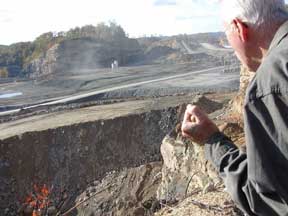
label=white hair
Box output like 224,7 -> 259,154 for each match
221,0 -> 288,28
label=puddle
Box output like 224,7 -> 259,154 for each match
0,92 -> 23,99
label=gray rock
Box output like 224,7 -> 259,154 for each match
157,128 -> 221,201
47,206 -> 57,215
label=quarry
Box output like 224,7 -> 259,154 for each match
0,28 -> 248,216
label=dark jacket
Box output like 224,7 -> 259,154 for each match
205,21 -> 288,216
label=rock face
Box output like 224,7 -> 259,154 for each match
155,190 -> 244,216
3,32 -> 237,78
155,95 -> 225,203
137,34 -> 233,65
24,44 -> 59,78
62,95 -> 228,216
0,106 -> 180,215
74,162 -> 162,216
0,94 -> 228,215
231,66 -> 255,117
156,127 -> 220,202
153,92 -> 246,216
239,66 -> 254,93
55,38 -> 143,73
24,37 -> 143,78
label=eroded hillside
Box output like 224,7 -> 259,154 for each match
0,25 -> 238,79
0,92 -> 245,216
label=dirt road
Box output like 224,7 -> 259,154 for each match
0,63 -> 239,109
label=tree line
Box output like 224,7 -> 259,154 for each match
0,22 -> 127,77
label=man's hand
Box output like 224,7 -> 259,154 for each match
181,105 -> 219,144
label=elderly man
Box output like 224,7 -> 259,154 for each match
181,0 -> 288,215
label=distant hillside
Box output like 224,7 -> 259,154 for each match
136,32 -> 236,66
0,22 -> 142,78
0,23 -> 236,79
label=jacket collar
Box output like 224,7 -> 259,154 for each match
268,20 -> 288,51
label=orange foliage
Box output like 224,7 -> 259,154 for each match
24,184 -> 50,213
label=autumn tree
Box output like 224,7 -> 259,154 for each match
0,67 -> 8,78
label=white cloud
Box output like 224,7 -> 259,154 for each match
0,0 -> 222,45
154,0 -> 177,6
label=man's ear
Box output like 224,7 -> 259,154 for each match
232,19 -> 249,42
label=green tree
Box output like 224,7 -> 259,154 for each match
0,22 -> 128,77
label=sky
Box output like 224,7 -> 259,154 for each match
0,0 -> 287,45
0,0 -> 224,45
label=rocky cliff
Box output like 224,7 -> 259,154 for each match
70,94 -> 244,216
0,23 -> 144,78
0,96 -> 190,215
24,44 -> 59,78
137,33 -> 237,66
153,67 -> 254,216
0,94 -> 242,216
22,37 -> 143,78
23,33 -> 235,78
230,66 -> 255,120
0,30 -> 238,79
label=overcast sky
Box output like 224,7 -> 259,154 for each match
0,0 -> 287,45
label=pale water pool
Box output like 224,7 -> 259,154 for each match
0,92 -> 23,99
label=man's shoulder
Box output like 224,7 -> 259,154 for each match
267,36 -> 288,65
247,39 -> 288,101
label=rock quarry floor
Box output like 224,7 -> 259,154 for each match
0,90 -> 247,216
0,63 -> 239,108
72,92 -> 245,216
0,64 -> 244,216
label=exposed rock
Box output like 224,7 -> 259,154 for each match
0,93 -> 230,215
144,46 -> 177,63
0,98 -> 186,214
230,66 -> 255,118
24,44 -> 59,78
23,37 -> 143,78
155,191 -> 244,216
74,162 -> 162,216
239,66 -> 255,93
154,93 -> 246,216
191,95 -> 223,114
47,206 -> 57,215
137,32 -> 235,65
154,107 -> 245,216
156,126 -> 221,201
55,38 -> 142,73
